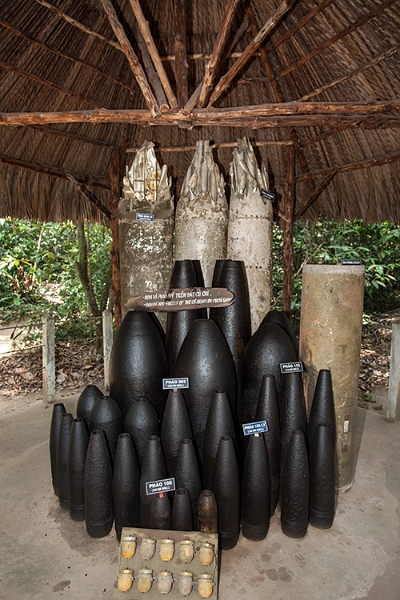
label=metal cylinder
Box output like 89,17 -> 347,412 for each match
299,264 -> 364,490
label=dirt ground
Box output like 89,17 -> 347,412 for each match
0,311 -> 398,416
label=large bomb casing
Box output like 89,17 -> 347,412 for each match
49,402 -> 66,497
67,417 -> 89,521
227,138 -> 273,332
174,140 -> 228,287
84,429 -> 113,538
113,433 -> 140,540
299,264 -> 364,490
119,141 -> 174,324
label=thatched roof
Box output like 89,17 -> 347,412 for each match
0,0 -> 399,224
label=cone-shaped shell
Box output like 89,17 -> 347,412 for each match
113,433 -> 141,540
211,436 -> 240,550
88,395 -> 122,464
84,429 -> 113,538
165,260 -> 205,372
67,417 -> 89,521
124,398 -> 160,468
109,310 -> 169,419
175,439 -> 202,530
261,310 -> 299,358
202,390 -> 236,489
280,430 -> 310,539
174,318 -> 237,459
57,412 -> 73,510
241,434 -> 271,541
172,488 -> 192,531
255,375 -> 281,515
76,384 -> 103,427
161,389 -> 193,478
280,373 -> 307,474
140,435 -> 167,528
49,402 -> 66,497
150,493 -> 171,530
309,424 -> 335,530
240,322 -> 297,426
192,259 -> 205,287
197,490 -> 218,534
308,369 -> 336,451
211,260 -> 225,287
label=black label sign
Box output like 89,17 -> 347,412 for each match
341,259 -> 363,265
146,477 -> 176,496
260,189 -> 276,202
242,420 -> 268,436
136,212 -> 155,222
280,361 -> 304,374
163,377 -> 189,390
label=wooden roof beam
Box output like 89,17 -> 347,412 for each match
135,27 -> 170,112
129,0 -> 177,108
296,151 -> 400,182
99,0 -> 161,118
29,125 -> 114,147
208,0 -> 296,106
66,174 -> 111,220
174,0 -> 189,107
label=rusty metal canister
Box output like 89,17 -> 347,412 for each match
67,417 -> 89,521
84,429 -> 113,538
299,264 -> 364,490
197,490 -> 218,534
112,433 -> 140,540
49,402 -> 66,497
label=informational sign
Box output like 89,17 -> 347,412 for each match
260,189 -> 276,202
242,420 -> 269,436
136,212 -> 155,222
126,287 -> 234,312
146,477 -> 176,496
163,377 -> 189,390
280,361 -> 304,374
341,259 -> 363,265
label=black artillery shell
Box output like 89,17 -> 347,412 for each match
211,436 -> 240,550
49,402 -> 66,497
172,488 -> 192,531
197,490 -> 218,534
150,493 -> 171,530
241,434 -> 271,541
255,374 -> 281,515
309,424 -> 335,530
161,389 -> 193,478
240,322 -> 297,426
140,435 -> 167,528
280,430 -> 310,539
280,372 -> 307,474
174,318 -> 237,460
109,310 -> 169,419
76,384 -> 103,427
261,310 -> 299,358
165,260 -> 204,373
67,417 -> 89,521
84,429 -> 113,538
175,439 -> 202,530
193,259 -> 205,287
57,412 -> 73,510
202,390 -> 236,490
124,398 -> 160,468
113,433 -> 141,540
211,259 -> 225,287
308,369 -> 336,451
88,395 -> 122,464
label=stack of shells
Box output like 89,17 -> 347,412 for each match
49,258 -> 336,548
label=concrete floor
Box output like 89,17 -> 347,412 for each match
0,396 -> 399,600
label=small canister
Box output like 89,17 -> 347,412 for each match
137,568 -> 153,593
197,574 -> 213,598
140,537 -> 156,560
199,542 -> 214,566
121,535 -> 137,559
178,571 -> 193,596
179,539 -> 195,563
157,571 -> 173,595
117,569 -> 134,592
159,538 -> 175,561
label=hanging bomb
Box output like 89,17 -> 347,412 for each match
76,384 -> 103,428
124,398 -> 160,468
113,433 -> 140,540
118,141 -> 174,324
49,402 -> 66,497
227,138 -> 273,332
160,389 -> 193,478
84,429 -> 113,538
174,140 -> 228,287
212,436 -> 240,550
280,430 -> 310,539
57,412 -> 73,510
175,439 -> 202,530
241,434 -> 271,541
67,417 -> 89,521
309,424 -> 336,529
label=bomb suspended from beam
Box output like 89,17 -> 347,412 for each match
119,141 -> 174,322
174,140 -> 228,287
227,138 -> 273,332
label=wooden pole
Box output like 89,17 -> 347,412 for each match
174,0 -> 189,107
387,320 -> 400,422
66,174 -> 111,220
110,149 -> 122,329
102,309 -> 113,392
135,26 -> 170,112
42,315 -> 55,404
282,146 -> 295,317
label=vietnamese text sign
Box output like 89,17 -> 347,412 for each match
146,477 -> 176,496
126,287 -> 234,312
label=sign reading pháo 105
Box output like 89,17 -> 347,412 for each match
146,477 -> 176,496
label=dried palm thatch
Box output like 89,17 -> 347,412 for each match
0,0 -> 399,225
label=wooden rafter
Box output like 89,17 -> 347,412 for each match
126,140 -> 293,152
110,149 -> 122,329
281,145 -> 295,316
277,0 -> 397,80
296,151 -> 400,182
174,0 -> 189,107
66,174 -> 111,220
99,0 -> 161,118
135,27 -> 169,112
0,61 -> 110,109
196,0 -> 241,108
295,170 -> 339,219
208,0 -> 296,106
129,0 -> 177,108
301,123 -> 351,148
29,125 -> 114,148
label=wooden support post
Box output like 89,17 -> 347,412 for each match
110,149 -> 122,329
102,309 -> 113,392
282,145 -> 295,317
174,0 -> 189,107
387,320 -> 400,422
42,315 -> 55,404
